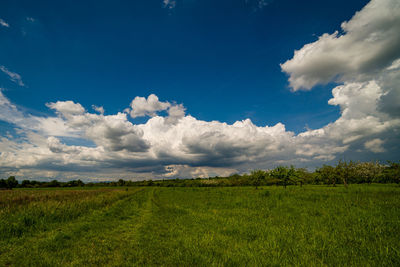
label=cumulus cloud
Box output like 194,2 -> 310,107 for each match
166,104 -> 185,124
0,90 -> 80,137
364,138 -> 385,153
129,94 -> 170,118
46,102 -> 150,153
0,90 -> 398,180
0,66 -> 25,86
0,91 -> 315,179
281,0 -> 400,162
281,0 -> 400,91
0,18 -> 9,28
47,101 -> 85,116
92,105 -> 104,114
47,136 -> 82,154
84,113 -> 150,152
128,94 -> 186,125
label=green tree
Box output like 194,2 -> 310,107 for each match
335,160 -> 357,187
317,165 -> 336,186
355,161 -> 383,184
250,170 -> 266,189
21,180 -> 32,188
47,180 -> 60,187
6,176 -> 18,189
270,166 -> 291,188
293,167 -> 310,186
384,161 -> 400,184
0,179 -> 7,188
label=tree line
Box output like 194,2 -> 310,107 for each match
1,160 -> 399,189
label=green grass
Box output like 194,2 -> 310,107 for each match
0,185 -> 399,266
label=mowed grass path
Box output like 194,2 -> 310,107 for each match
0,185 -> 399,266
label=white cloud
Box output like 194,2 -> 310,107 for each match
129,94 -> 170,118
47,101 -> 85,116
281,0 -> 400,91
84,112 -> 150,152
387,59 -> 400,70
0,66 -> 25,86
0,18 -> 9,28
0,90 -> 80,137
0,90 -> 362,180
163,0 -> 176,9
26,17 -> 35,22
0,89 -> 24,125
364,138 -> 385,153
92,105 -> 104,114
46,102 -> 150,153
128,94 -> 186,124
166,103 -> 185,124
328,81 -> 382,120
281,0 -> 400,161
0,90 -> 398,180
163,164 -> 237,178
47,136 -> 82,154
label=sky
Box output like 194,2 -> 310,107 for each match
0,0 -> 399,181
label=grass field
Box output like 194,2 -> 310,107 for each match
1,185 -> 399,266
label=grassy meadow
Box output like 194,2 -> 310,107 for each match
0,185 -> 399,266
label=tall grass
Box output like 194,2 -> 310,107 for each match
0,188 -> 134,240
0,185 -> 399,266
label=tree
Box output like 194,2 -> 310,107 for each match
250,170 -> 266,189
21,180 -> 32,188
293,167 -> 309,186
117,179 -> 126,186
384,161 -> 400,184
270,166 -> 291,188
6,176 -> 18,189
0,179 -> 7,188
287,166 -> 297,187
317,165 -> 336,186
335,160 -> 357,187
47,180 -> 60,187
355,161 -> 383,184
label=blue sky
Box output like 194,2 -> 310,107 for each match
0,0 -> 399,180
1,0 -> 369,132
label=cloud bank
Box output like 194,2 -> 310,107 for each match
0,0 -> 399,181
